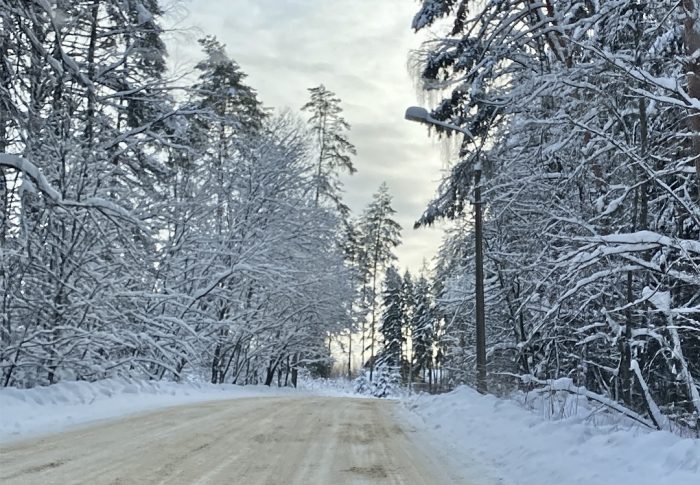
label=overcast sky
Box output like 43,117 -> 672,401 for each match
165,0 -> 446,274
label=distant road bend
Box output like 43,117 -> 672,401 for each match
0,396 -> 465,484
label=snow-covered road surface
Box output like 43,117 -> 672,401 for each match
0,396 -> 465,484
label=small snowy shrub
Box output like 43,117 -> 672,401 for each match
353,365 -> 402,398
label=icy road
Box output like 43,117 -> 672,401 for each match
0,396 -> 463,484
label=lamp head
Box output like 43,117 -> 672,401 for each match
404,106 -> 431,124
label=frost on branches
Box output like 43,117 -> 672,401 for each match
0,4 -> 356,389
411,0 -> 700,433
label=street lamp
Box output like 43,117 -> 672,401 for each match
404,106 -> 488,394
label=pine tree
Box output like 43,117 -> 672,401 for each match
301,85 -> 356,213
191,36 -> 265,137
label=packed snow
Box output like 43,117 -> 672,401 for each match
404,386 -> 700,485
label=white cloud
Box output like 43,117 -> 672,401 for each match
166,0 -> 448,273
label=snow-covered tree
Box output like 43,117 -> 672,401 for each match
378,266 -> 404,372
357,183 -> 401,380
411,273 -> 435,387
0,7 -> 356,391
411,0 -> 700,429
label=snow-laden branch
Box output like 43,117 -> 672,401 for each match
515,375 -> 659,430
630,360 -> 667,430
573,41 -> 697,110
584,231 -> 700,256
0,154 -> 138,224
644,287 -> 700,416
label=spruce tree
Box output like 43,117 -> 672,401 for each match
411,274 -> 434,387
358,183 -> 401,380
378,266 -> 404,371
400,270 -> 415,381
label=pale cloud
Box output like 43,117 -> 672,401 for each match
166,0 -> 447,273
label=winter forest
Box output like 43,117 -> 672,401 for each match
0,0 -> 699,440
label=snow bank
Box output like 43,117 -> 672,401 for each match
404,386 -> 700,485
0,378 -> 294,443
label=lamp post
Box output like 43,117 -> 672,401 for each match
404,107 -> 487,394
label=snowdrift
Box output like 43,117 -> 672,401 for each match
0,378 -> 292,443
405,386 -> 700,485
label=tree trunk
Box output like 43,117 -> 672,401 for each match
314,113 -> 326,206
264,361 -> 277,386
368,220 -> 383,382
474,169 -> 487,394
684,0 -> 700,199
289,353 -> 299,387
428,361 -> 433,393
347,331 -> 352,378
211,343 -> 222,384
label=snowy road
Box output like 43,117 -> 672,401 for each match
0,396 -> 463,484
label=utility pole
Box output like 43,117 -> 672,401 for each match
473,164 -> 487,394
405,106 -> 488,393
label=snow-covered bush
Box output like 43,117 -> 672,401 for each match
353,365 -> 403,398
